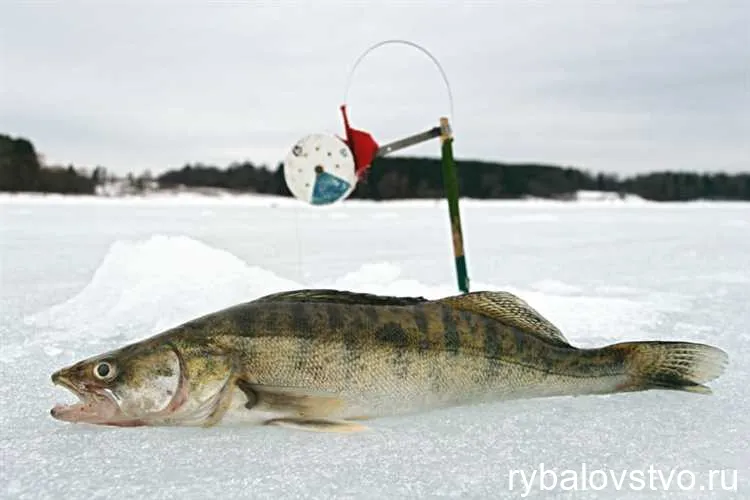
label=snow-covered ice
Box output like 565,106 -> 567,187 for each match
1,194 -> 748,499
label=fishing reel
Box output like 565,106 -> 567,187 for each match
282,106 -> 379,206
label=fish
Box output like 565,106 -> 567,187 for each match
50,289 -> 729,432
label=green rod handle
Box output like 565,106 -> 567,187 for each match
439,118 -> 470,294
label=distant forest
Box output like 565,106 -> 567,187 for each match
2,133 -> 749,201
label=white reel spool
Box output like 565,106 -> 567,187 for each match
283,134 -> 358,206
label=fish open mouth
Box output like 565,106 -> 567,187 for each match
50,345 -> 189,427
50,372 -> 124,425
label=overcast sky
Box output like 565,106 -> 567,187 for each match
2,1 -> 748,176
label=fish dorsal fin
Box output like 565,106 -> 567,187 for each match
438,291 -> 571,347
253,289 -> 429,306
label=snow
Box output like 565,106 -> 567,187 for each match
574,190 -> 647,204
1,194 -> 749,499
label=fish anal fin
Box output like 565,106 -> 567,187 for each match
236,380 -> 346,419
264,418 -> 367,433
253,289 -> 428,306
438,291 -> 571,347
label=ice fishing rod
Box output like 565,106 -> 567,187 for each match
282,39 -> 470,294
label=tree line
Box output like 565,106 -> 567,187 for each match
2,133 -> 748,201
0,134 -> 96,194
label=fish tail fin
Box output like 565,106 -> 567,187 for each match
606,341 -> 729,394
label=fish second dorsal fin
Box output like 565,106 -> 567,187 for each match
438,291 -> 571,347
253,289 -> 429,307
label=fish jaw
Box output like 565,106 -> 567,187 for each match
50,369 -> 133,426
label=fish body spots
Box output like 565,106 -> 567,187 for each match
441,307 -> 460,355
511,328 -> 526,352
341,307 -> 367,365
412,307 -> 431,353
482,317 -> 503,360
375,322 -> 409,347
326,303 -> 345,337
374,321 -> 411,378
291,303 -> 313,338
363,307 -> 380,330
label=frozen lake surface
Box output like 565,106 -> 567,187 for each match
1,194 -> 748,499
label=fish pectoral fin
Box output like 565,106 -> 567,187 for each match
438,291 -> 572,347
236,380 -> 346,418
201,373 -> 239,428
264,417 -> 367,433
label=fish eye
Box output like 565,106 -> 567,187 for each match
93,361 -> 116,381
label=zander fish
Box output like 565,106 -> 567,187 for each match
50,289 -> 729,432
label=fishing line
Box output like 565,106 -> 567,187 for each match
343,39 -> 456,126
292,201 -> 305,284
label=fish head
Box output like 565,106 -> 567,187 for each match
50,341 -> 186,427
